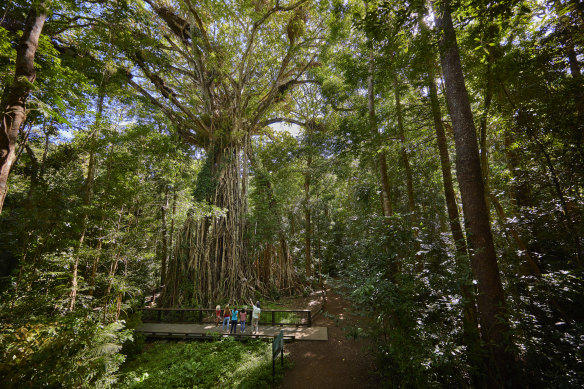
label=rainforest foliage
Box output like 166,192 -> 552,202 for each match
1,0 -> 583,387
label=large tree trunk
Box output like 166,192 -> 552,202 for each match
423,35 -> 481,376
162,142 -> 251,306
433,0 -> 515,384
368,51 -> 393,217
427,66 -> 479,329
0,4 -> 47,213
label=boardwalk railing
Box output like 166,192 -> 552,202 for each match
141,308 -> 313,327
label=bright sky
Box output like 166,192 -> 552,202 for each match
270,122 -> 302,137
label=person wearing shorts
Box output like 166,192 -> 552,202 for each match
251,301 -> 261,334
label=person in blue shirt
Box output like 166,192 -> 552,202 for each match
229,307 -> 239,334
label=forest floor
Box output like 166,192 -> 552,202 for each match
276,284 -> 379,389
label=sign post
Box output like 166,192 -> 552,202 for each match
272,330 -> 284,382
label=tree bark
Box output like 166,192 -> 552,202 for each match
0,4 -> 47,213
433,0 -> 514,384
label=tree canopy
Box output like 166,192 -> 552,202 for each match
1,0 -> 583,387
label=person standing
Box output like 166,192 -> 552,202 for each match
251,301 -> 261,334
229,306 -> 239,334
239,307 -> 247,333
215,305 -> 221,327
222,304 -> 231,332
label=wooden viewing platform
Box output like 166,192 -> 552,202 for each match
136,323 -> 328,341
141,307 -> 316,327
137,302 -> 327,341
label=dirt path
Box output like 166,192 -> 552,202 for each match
277,287 -> 378,389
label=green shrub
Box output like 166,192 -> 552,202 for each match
0,317 -> 132,388
119,339 -> 286,388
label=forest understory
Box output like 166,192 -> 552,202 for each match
1,0 -> 584,388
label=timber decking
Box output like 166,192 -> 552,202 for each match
136,323 -> 328,341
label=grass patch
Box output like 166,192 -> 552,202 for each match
119,338 -> 287,388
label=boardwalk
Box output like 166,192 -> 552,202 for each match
137,322 -> 328,341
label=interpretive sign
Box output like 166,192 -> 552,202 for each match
272,330 -> 284,381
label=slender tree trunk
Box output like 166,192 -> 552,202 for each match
378,152 -> 393,216
0,4 -> 47,213
304,151 -> 312,279
479,29 -> 495,212
394,72 -> 416,223
70,89 -> 106,311
433,1 -> 514,384
316,201 -> 323,289
489,192 -> 542,275
368,50 -> 393,216
531,134 -> 583,265
423,37 -> 481,374
24,143 -> 39,201
160,187 -> 169,286
427,73 -> 467,256
567,42 -> 584,116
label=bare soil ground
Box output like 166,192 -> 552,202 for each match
276,286 -> 378,389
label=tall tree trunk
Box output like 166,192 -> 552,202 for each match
304,143 -> 312,280
531,133 -> 583,265
0,4 -> 47,213
70,88 -> 106,311
394,72 -> 416,223
427,66 -> 479,327
378,152 -> 393,216
89,143 -> 114,297
368,50 -> 393,217
479,27 -> 495,212
422,27 -> 481,373
433,0 -> 514,384
316,200 -> 323,289
160,186 -> 169,286
162,142 -> 251,306
567,41 -> 584,117
427,73 -> 467,256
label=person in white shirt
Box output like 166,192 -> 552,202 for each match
251,301 -> 261,334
